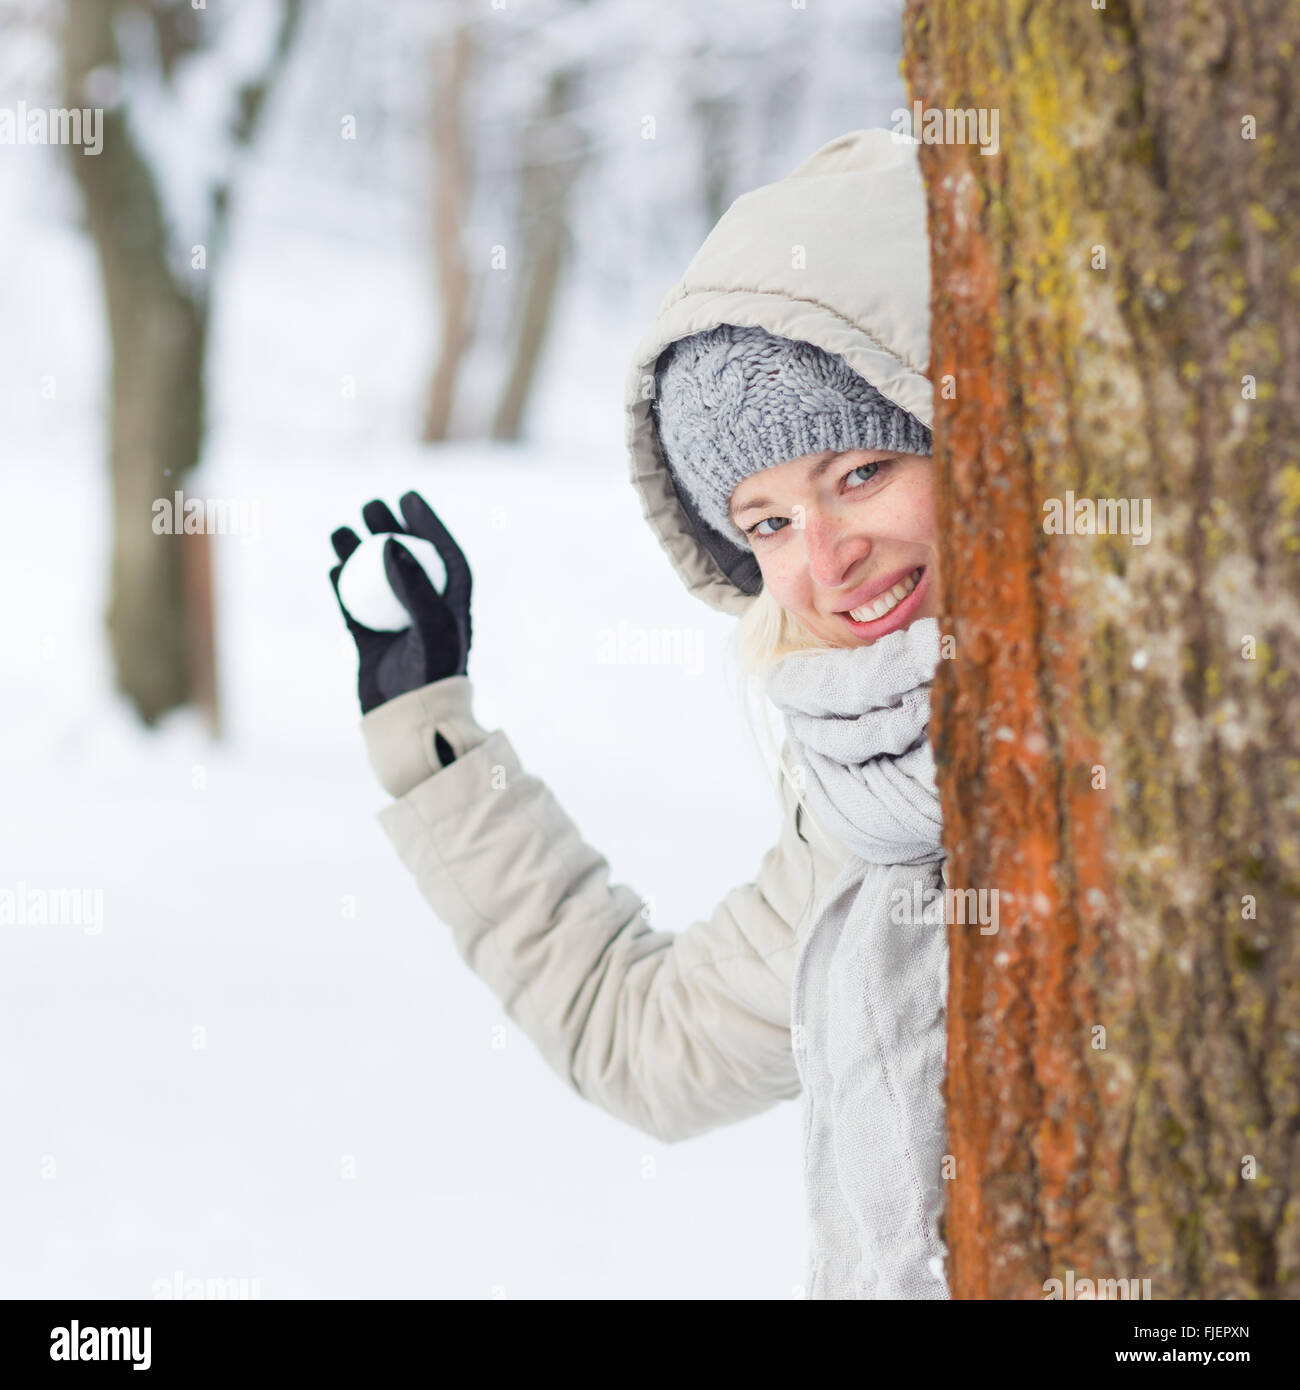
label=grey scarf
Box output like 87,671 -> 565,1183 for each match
762,615 -> 950,1299
764,617 -> 945,866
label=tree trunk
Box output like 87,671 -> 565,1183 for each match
63,0 -> 299,729
692,88 -> 736,230
63,1 -> 208,725
490,68 -> 585,441
902,1 -> 1299,1299
421,18 -> 475,444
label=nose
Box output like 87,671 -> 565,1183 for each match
804,512 -> 871,590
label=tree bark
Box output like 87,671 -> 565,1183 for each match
692,87 -> 736,231
902,0 -> 1299,1299
490,67 -> 585,441
63,1 -> 205,725
421,18 -> 475,444
63,0 -> 299,728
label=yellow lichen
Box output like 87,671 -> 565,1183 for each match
1277,464 -> 1300,519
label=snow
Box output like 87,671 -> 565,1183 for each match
0,163 -> 795,1310
336,533 -> 448,632
113,0 -> 291,265
2,445 -> 809,1301
1,0 -> 910,1300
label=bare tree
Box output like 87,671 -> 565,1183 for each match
419,0 -> 589,443
416,0 -> 891,445
420,13 -> 476,443
489,61 -> 586,441
63,0 -> 300,727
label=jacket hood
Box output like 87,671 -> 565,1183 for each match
622,128 -> 933,618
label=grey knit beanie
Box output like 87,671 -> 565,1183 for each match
651,324 -> 932,551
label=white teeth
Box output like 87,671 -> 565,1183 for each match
848,567 -> 922,623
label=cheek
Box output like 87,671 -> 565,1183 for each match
757,554 -> 816,617
883,475 -> 933,527
902,472 -> 939,543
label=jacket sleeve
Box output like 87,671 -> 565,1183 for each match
360,674 -> 814,1144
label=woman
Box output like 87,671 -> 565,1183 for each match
329,128 -> 951,1300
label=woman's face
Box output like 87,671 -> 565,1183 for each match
729,448 -> 941,647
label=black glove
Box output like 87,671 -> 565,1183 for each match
329,491 -> 473,716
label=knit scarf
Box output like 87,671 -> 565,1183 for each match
763,616 -> 945,866
762,614 -> 950,1298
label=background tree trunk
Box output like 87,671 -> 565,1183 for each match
902,1 -> 1299,1299
692,88 -> 736,231
63,1 -> 204,725
490,66 -> 586,441
421,17 -> 476,444
63,0 -> 299,729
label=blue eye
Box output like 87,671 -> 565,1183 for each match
743,459 -> 889,543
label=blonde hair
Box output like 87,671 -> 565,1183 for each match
729,582 -> 836,676
723,582 -> 837,819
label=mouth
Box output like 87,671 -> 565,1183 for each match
835,565 -> 928,639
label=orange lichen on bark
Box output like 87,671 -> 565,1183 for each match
904,10 -> 1130,1300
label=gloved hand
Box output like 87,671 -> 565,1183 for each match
329,491 -> 473,716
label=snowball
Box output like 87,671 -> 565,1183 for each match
337,533 -> 447,632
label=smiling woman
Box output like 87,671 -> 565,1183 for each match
336,129 -> 952,1303
648,322 -> 941,673
726,446 -> 942,654
642,290 -> 952,1300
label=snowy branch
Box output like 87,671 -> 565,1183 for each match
111,0 -> 299,264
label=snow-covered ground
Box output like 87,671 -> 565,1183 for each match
2,436 -> 803,1300
0,115 -> 846,1309
1,0 -> 911,1298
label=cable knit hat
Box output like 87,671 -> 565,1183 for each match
651,324 -> 932,551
